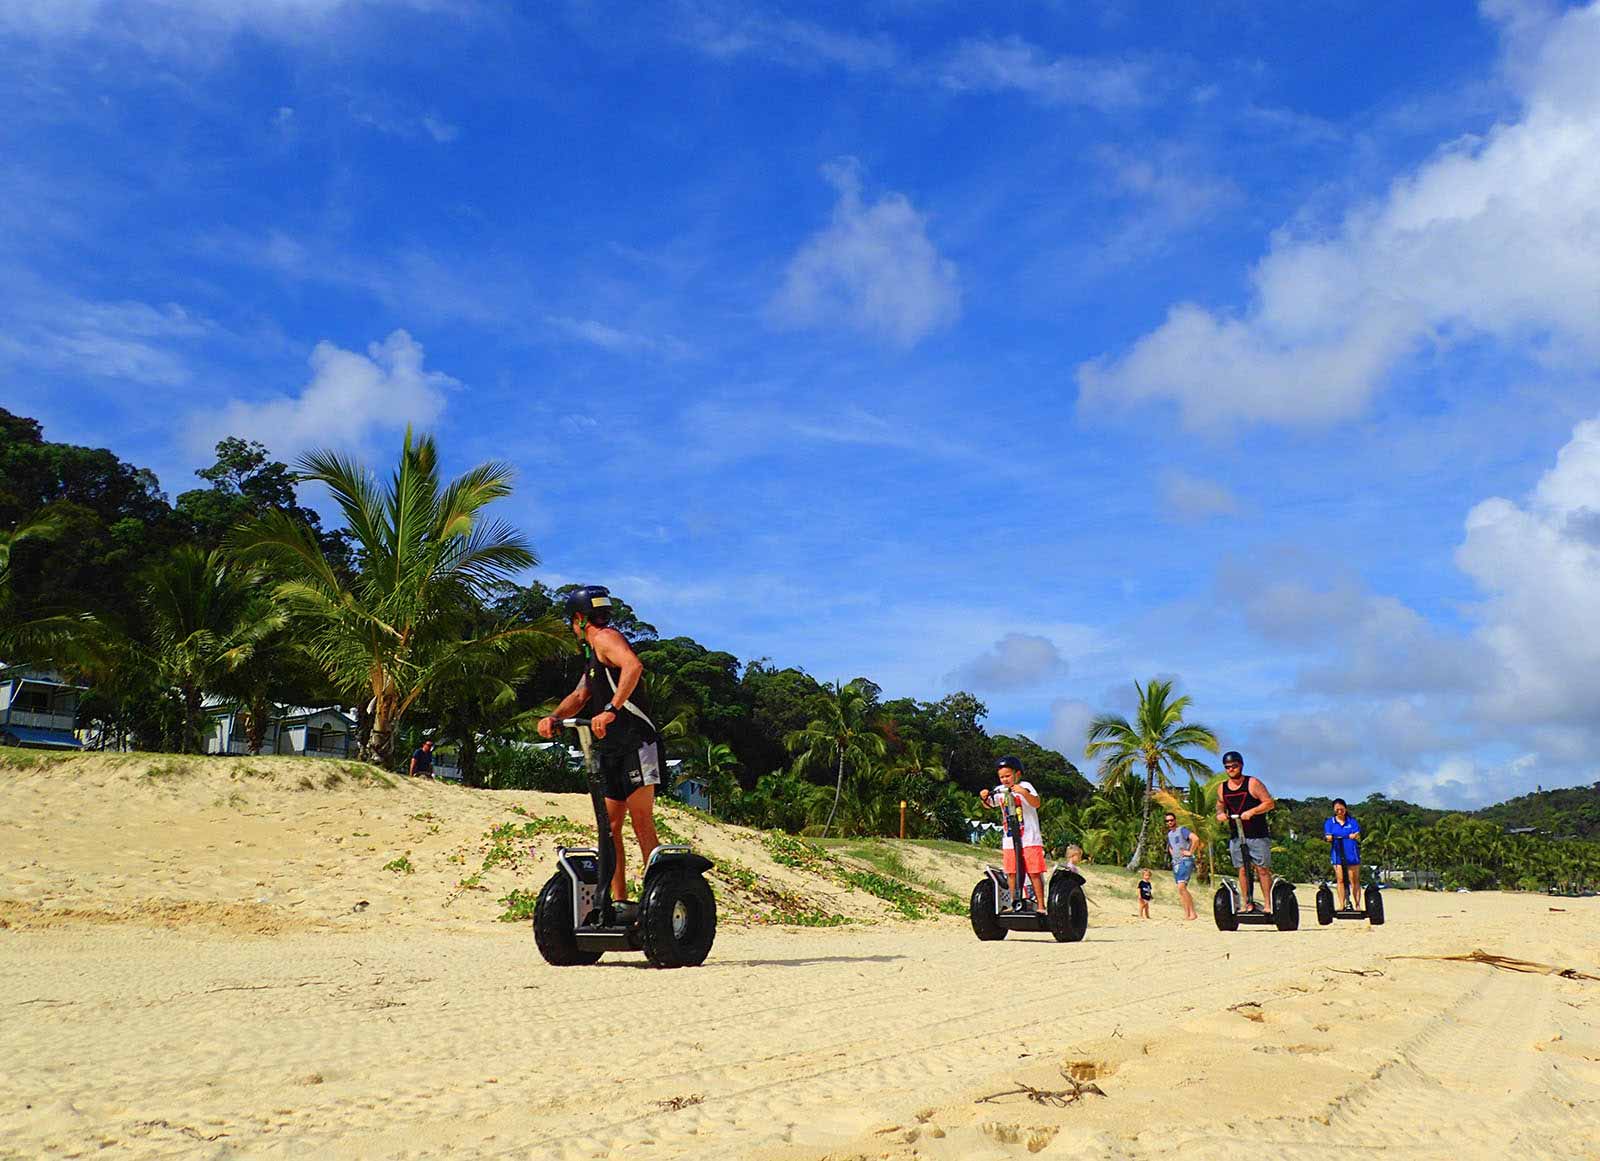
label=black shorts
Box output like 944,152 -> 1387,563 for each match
599,736 -> 663,802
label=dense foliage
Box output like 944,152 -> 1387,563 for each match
3,408 -> 1597,887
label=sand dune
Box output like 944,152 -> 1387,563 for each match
3,752 -> 1598,1159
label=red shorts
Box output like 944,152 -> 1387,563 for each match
1003,846 -> 1046,875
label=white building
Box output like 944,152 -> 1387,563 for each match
0,664 -> 84,750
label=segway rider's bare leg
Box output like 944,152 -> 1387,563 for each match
628,785 -> 658,874
606,798 -> 630,901
1255,865 -> 1273,914
1028,872 -> 1046,907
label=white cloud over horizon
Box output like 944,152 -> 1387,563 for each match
1161,470 -> 1238,523
948,632 -> 1068,692
939,36 -> 1148,110
189,329 -> 454,460
770,158 -> 961,348
1077,0 -> 1600,429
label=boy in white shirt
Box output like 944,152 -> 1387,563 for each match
978,756 -> 1046,911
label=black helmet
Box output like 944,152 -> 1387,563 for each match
1222,750 -> 1244,770
995,754 -> 1023,774
563,585 -> 614,624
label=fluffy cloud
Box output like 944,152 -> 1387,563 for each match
770,158 -> 960,348
0,290 -> 209,388
939,36 -> 1148,110
1457,414 -> 1600,727
190,330 -> 454,459
0,0 -> 456,47
948,633 -> 1067,691
1161,470 -> 1237,523
1042,697 -> 1096,765
675,5 -> 897,72
1078,1 -> 1600,427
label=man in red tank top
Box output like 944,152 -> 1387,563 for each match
1214,750 -> 1276,912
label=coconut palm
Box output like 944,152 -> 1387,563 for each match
1085,678 -> 1220,870
1154,773 -> 1228,883
0,511 -> 65,609
233,430 -> 568,766
784,679 -> 887,838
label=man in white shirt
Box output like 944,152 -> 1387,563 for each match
978,756 -> 1046,911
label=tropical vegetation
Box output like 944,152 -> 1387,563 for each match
2,406 -> 1597,892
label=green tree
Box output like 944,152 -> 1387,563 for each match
785,678 -> 888,838
234,430 -> 568,765
1085,678 -> 1220,870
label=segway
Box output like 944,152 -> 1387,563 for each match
969,785 -> 1087,942
532,718 -> 717,967
1315,832 -> 1385,926
1212,815 -> 1299,932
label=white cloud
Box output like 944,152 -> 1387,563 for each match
1161,470 -> 1237,523
675,5 -> 898,72
0,0 -> 461,50
190,329 -> 454,458
1457,414 -> 1600,727
0,290 -> 210,387
770,158 -> 960,348
544,315 -> 689,359
948,633 -> 1067,691
1388,752 -> 1538,811
1042,697 -> 1096,764
940,36 -> 1148,110
1078,0 -> 1600,428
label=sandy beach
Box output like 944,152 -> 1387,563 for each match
3,753 -> 1598,1160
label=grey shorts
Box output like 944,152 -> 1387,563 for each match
1228,837 -> 1272,869
599,737 -> 662,802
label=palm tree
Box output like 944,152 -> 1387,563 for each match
684,739 -> 739,813
1085,678 -> 1220,870
785,679 -> 887,838
20,547 -> 287,752
0,511 -> 65,608
1154,772 -> 1228,882
234,430 -> 568,766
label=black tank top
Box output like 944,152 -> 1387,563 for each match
1220,777 -> 1269,839
582,641 -> 656,747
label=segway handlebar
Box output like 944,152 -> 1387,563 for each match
557,717 -> 595,728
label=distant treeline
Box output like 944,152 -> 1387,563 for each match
3,407 -> 1596,889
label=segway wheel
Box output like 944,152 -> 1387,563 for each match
641,871 -> 717,968
533,872 -> 602,966
1365,883 -> 1385,926
1316,886 -> 1335,926
1048,881 -> 1088,943
1212,885 -> 1239,931
1272,881 -> 1300,931
969,879 -> 1007,941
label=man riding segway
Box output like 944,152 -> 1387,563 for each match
539,585 -> 662,908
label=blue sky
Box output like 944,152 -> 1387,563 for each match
5,1 -> 1600,808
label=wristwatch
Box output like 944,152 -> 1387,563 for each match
604,703 -> 623,716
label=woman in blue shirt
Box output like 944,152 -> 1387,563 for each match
1323,799 -> 1362,910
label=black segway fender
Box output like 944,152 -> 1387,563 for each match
1213,882 -> 1240,931
1046,868 -> 1088,943
645,846 -> 713,881
1316,885 -> 1335,926
1271,880 -> 1300,931
970,868 -> 1008,940
1365,883 -> 1385,926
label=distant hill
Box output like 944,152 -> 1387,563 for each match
1472,782 -> 1600,840
1279,782 -> 1600,839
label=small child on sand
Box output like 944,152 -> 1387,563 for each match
1064,844 -> 1087,874
1138,869 -> 1153,918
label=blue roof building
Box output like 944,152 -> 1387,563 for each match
0,665 -> 85,750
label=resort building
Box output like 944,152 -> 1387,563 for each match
204,703 -> 359,760
0,664 -> 85,750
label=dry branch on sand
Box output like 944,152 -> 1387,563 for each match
975,1066 -> 1106,1108
1386,947 -> 1599,981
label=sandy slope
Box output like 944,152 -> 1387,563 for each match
3,752 -> 1598,1160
